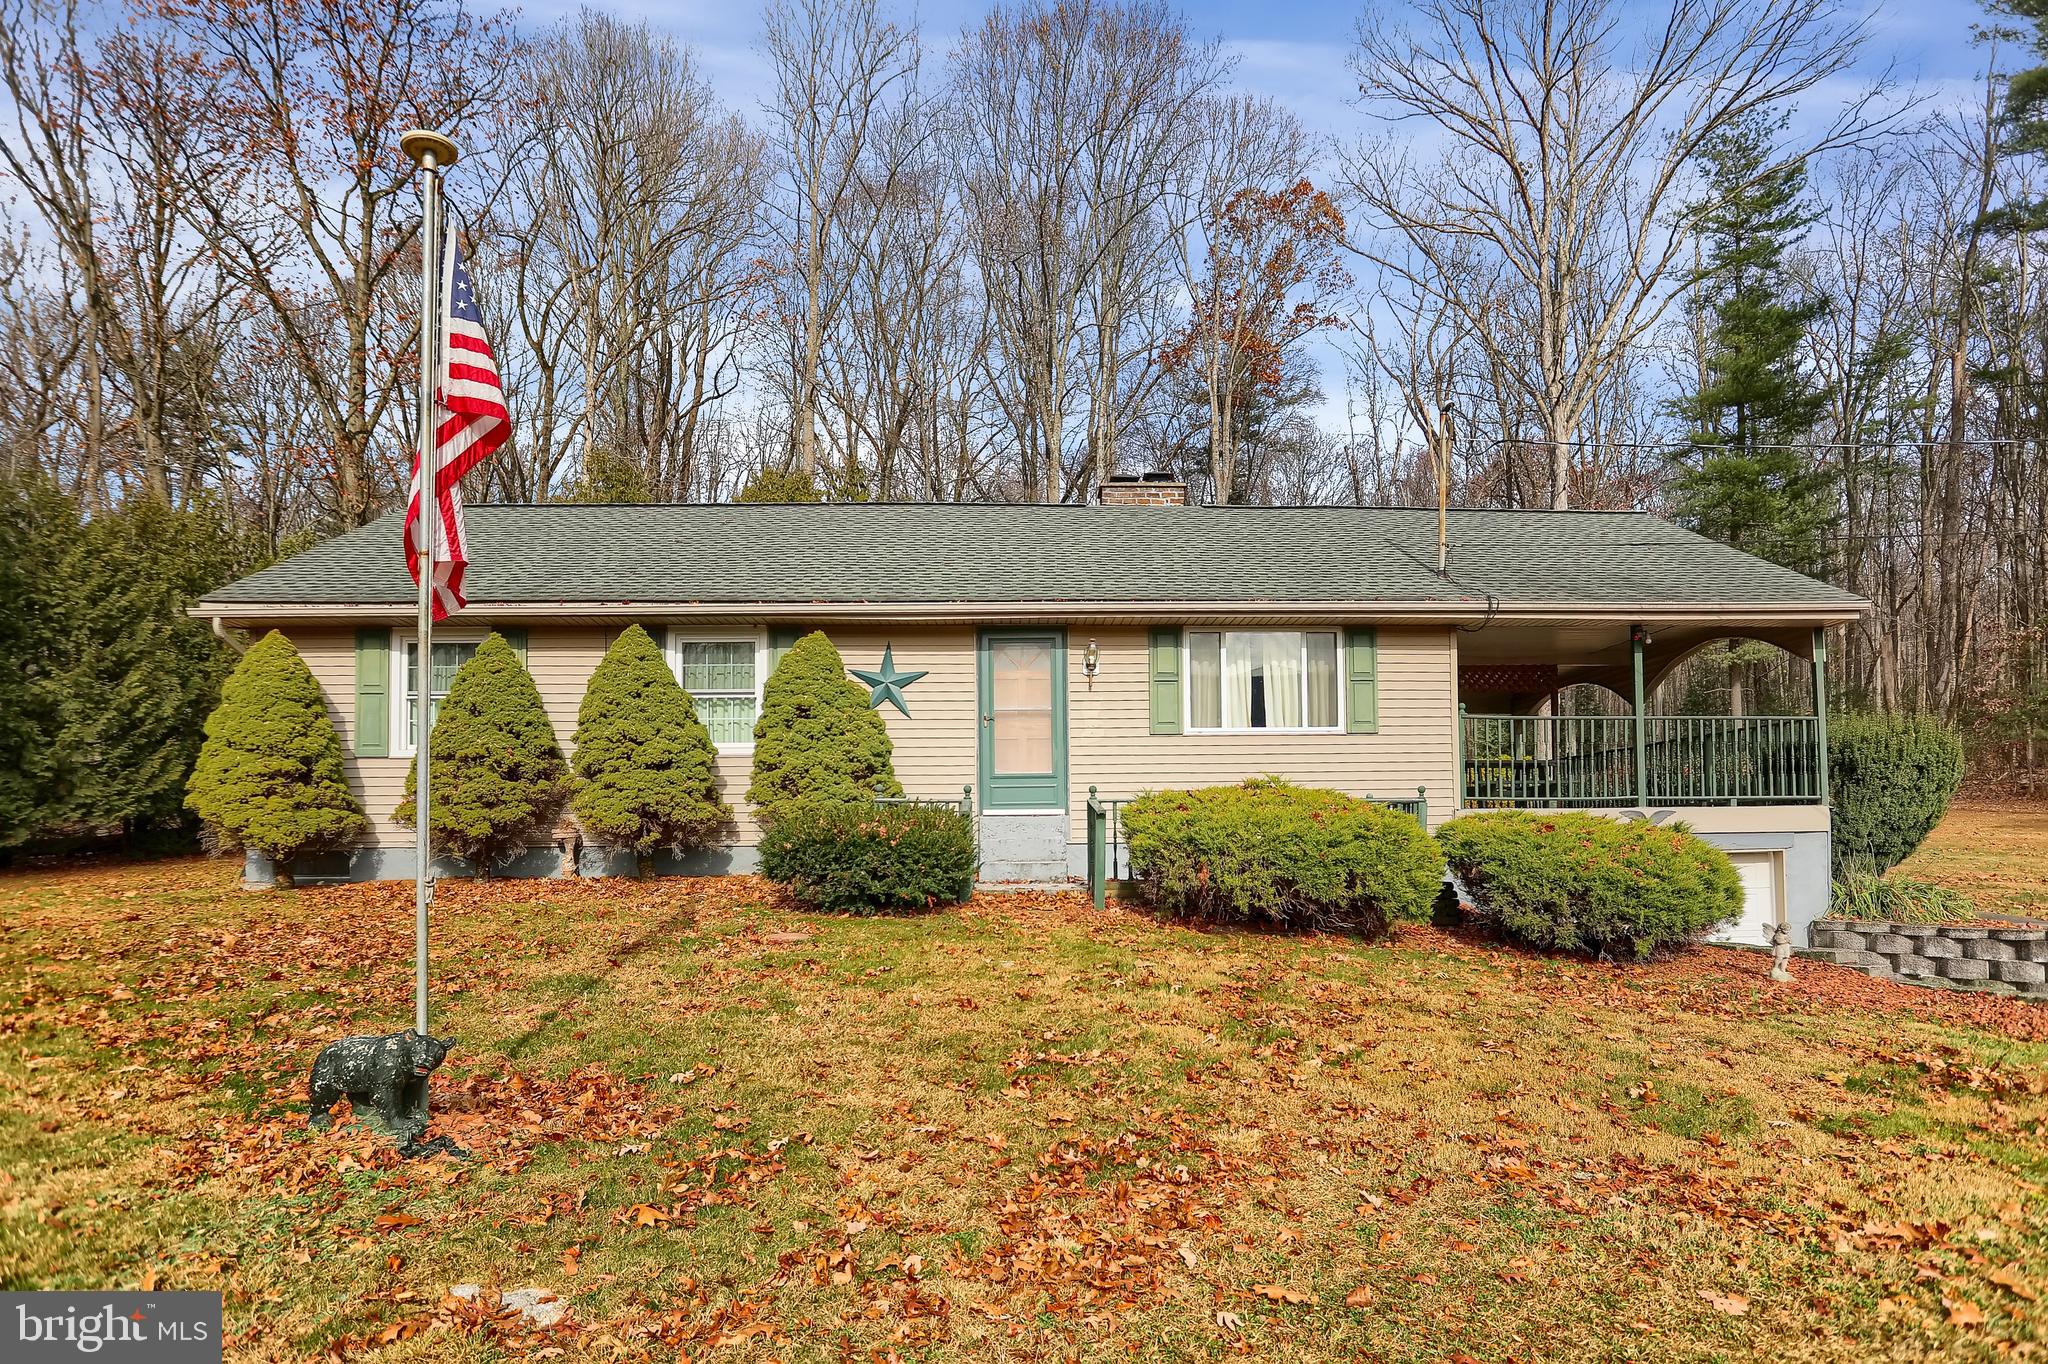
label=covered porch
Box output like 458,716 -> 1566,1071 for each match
1455,619 -> 1833,810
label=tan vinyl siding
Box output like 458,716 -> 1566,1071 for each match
1063,625 -> 1460,839
280,623 -> 981,850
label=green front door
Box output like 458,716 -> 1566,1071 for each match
977,629 -> 1067,811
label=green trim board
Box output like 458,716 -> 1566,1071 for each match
977,629 -> 1068,812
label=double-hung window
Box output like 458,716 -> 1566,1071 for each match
671,636 -> 762,748
395,635 -> 481,754
1187,630 -> 1340,731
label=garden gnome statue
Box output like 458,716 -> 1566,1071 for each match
1769,922 -> 1794,982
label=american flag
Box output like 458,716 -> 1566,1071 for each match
404,226 -> 508,621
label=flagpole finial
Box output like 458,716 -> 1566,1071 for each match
400,128 -> 460,169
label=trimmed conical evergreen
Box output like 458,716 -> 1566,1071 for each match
570,626 -> 730,871
184,630 -> 367,864
747,630 -> 899,818
397,632 -> 570,869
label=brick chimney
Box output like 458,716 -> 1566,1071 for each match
1097,471 -> 1188,506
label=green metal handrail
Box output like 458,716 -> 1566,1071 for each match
873,783 -> 974,817
1459,714 -> 1823,808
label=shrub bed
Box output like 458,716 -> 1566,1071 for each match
1436,811 -> 1741,960
1119,778 -> 1444,937
758,802 -> 977,914
1828,712 -> 1964,876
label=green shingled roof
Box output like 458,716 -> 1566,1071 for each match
198,503 -> 1867,612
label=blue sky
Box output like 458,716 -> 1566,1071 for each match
522,0 -> 2000,137
507,0 -> 2000,440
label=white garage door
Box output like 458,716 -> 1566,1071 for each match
1713,851 -> 1782,947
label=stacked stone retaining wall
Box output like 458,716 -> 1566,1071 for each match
1806,919 -> 2048,998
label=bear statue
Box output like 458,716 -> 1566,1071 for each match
307,1029 -> 463,1157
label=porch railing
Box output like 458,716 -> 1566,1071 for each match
1085,785 -> 1431,911
873,783 -> 974,817
1460,712 -> 1824,808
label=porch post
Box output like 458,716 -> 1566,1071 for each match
1631,624 -> 1649,808
1811,625 -> 1830,805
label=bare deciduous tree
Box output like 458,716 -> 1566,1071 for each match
1344,0 -> 1879,507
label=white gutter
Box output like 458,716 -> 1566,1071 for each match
191,597 -> 1870,627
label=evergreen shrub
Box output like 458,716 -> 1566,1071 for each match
1436,811 -> 1742,960
747,630 -> 899,820
1120,778 -> 1444,938
758,801 -> 977,913
570,626 -> 729,870
1828,712 -> 1964,876
184,630 -> 367,871
397,633 -> 570,869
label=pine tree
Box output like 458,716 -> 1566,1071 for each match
53,499 -> 261,842
570,626 -> 730,873
1668,113 -> 1836,577
747,630 -> 900,819
0,478 -> 67,851
185,631 -> 368,873
397,633 -> 571,870
735,467 -> 823,503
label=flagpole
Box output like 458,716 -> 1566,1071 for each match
401,128 -> 458,1038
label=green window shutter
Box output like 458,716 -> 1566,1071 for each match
500,628 -> 528,664
353,628 -> 390,757
641,623 -> 666,654
768,627 -> 803,676
1148,628 -> 1182,735
1345,627 -> 1379,734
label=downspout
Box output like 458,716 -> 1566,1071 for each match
211,616 -> 248,655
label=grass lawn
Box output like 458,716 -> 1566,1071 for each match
3,817 -> 2046,1362
1899,799 -> 2048,919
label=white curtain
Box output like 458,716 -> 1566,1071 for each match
1260,632 -> 1304,728
1221,634 -> 1253,728
1189,632 -> 1222,729
1306,633 -> 1338,727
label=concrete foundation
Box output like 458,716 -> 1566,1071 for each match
977,812 -> 1071,882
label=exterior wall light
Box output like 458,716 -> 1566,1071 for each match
1083,638 -> 1101,682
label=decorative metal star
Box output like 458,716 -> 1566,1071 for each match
851,644 -> 928,717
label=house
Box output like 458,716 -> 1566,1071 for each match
193,474 -> 1868,946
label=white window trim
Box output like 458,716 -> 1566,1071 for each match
667,630 -> 766,753
390,628 -> 487,759
1183,628 -> 1345,735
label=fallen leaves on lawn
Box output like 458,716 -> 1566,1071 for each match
1989,1265 -> 2039,1302
1252,1283 -> 1311,1304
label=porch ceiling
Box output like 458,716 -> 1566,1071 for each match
1457,619 -> 1817,699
